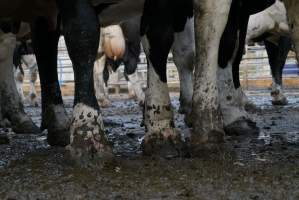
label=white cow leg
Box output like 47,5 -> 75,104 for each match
14,67 -> 25,102
127,73 -> 145,106
218,65 -> 259,136
0,33 -> 39,133
271,80 -> 287,105
93,55 -> 111,107
172,18 -> 195,118
235,87 -> 257,111
191,0 -> 231,149
28,61 -> 39,107
141,37 -> 186,157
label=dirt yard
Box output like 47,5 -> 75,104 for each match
1,91 -> 299,200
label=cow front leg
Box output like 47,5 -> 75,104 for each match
58,0 -> 112,165
0,32 -> 39,133
31,17 -> 70,146
191,0 -> 231,148
141,35 -> 186,158
265,37 -> 291,105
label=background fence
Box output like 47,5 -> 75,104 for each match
22,37 -> 299,95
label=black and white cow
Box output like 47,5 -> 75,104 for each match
94,15 -> 195,117
246,0 -> 293,105
191,0 -> 299,148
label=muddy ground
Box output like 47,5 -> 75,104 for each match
1,91 -> 299,200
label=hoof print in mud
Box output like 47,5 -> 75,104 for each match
141,130 -> 188,158
224,118 -> 259,136
67,104 -> 113,167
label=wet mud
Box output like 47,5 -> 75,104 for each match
1,91 -> 299,200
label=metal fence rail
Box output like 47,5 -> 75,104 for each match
21,37 -> 299,90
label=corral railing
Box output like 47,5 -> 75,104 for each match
21,37 -> 299,93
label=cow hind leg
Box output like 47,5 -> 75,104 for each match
94,55 -> 111,107
14,66 -> 25,102
141,33 -> 187,158
58,0 -> 112,166
127,73 -> 145,106
172,18 -> 195,126
265,37 -> 291,105
27,56 -> 39,107
0,33 -> 39,133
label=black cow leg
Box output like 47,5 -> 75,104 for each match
141,28 -> 187,158
31,17 -> 70,146
265,37 -> 291,105
58,0 -> 112,166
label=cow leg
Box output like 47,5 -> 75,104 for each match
26,55 -> 39,107
191,0 -> 231,148
14,66 -> 25,102
58,0 -> 112,164
172,18 -> 195,120
265,37 -> 292,105
127,73 -> 145,105
141,33 -> 186,157
31,17 -> 70,146
94,55 -> 111,107
284,0 -> 299,64
0,32 -> 39,133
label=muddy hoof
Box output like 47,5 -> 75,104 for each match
47,129 -> 70,147
13,120 -> 40,134
42,105 -> 70,147
244,101 -> 258,112
224,118 -> 259,136
0,118 -> 11,128
67,104 -> 114,168
98,98 -> 111,108
66,137 -> 114,168
141,129 -> 188,158
272,97 -> 288,106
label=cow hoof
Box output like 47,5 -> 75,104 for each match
98,98 -> 111,108
12,117 -> 40,134
224,117 -> 259,136
141,129 -> 188,158
66,104 -> 113,167
0,118 -> 11,128
272,96 -> 288,106
42,104 -> 70,146
190,130 -> 225,156
244,101 -> 258,112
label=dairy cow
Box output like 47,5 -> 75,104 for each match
191,0 -> 299,149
